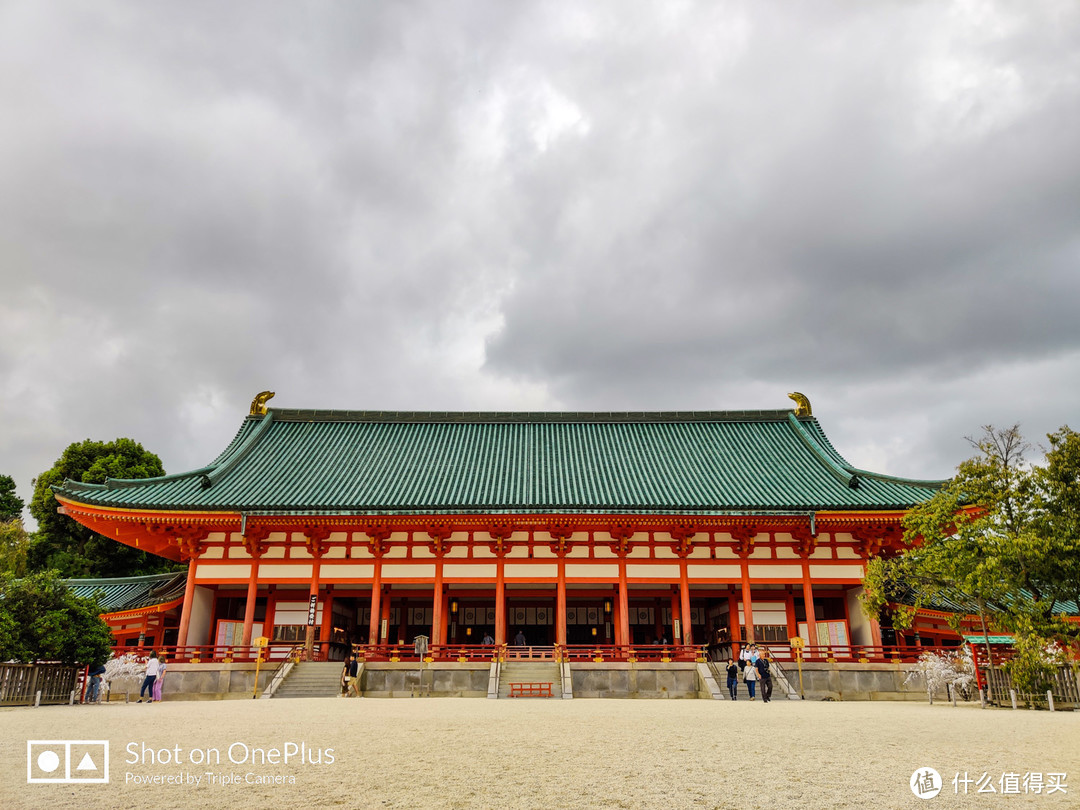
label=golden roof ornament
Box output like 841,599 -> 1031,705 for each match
787,391 -> 812,417
249,390 -> 275,416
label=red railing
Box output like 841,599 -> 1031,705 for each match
108,643 -> 314,664
560,644 -> 701,662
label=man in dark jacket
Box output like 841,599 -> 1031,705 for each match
754,651 -> 773,703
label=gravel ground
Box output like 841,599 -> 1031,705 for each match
2,696 -> 1077,809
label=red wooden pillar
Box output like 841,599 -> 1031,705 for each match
740,559 -> 755,643
556,558 -> 567,646
679,562 -> 692,645
177,557 -> 198,648
869,615 -> 884,648
802,559 -> 818,648
320,586 -> 334,659
494,559 -> 506,645
368,558 -> 382,646
241,561 -> 259,646
432,559 -> 444,646
617,558 -> 629,648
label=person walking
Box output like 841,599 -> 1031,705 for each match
754,650 -> 773,703
138,651 -> 160,703
725,657 -> 739,700
743,653 -> 758,700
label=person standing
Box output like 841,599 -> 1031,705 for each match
743,653 -> 758,700
725,657 -> 739,701
138,651 -> 160,703
513,629 -> 526,646
754,650 -> 773,703
151,655 -> 167,702
343,655 -> 361,697
85,663 -> 106,703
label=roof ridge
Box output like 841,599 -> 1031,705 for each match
267,408 -> 795,424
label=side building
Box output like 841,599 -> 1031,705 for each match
52,393 -> 944,662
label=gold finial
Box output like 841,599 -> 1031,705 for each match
788,391 -> 812,417
249,390 -> 275,416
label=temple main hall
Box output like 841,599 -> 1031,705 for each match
53,393 -> 944,662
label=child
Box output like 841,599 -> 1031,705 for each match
744,653 -> 758,700
152,655 -> 167,702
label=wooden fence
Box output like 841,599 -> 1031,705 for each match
982,664 -> 1080,707
0,662 -> 81,706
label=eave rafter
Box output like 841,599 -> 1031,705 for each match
54,497 -> 912,563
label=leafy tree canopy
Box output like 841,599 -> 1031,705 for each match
29,438 -> 178,578
863,425 -> 1080,656
0,474 -> 24,521
0,518 -> 30,577
0,570 -> 114,665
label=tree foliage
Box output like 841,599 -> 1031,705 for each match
0,474 -> 24,522
0,518 -> 30,577
29,438 -> 177,577
862,424 -> 1080,653
0,570 -> 114,665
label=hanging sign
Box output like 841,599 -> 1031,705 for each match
307,595 -> 318,626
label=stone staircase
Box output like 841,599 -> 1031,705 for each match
272,661 -> 345,699
497,661 -> 563,699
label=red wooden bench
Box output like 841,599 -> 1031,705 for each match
508,682 -> 553,697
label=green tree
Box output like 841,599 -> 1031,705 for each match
0,518 -> 30,576
862,425 -> 1080,664
29,438 -> 177,577
0,570 -> 114,664
0,474 -> 23,521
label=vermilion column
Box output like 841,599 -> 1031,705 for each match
679,562 -> 692,645
368,558 -> 382,645
495,559 -> 506,645
556,558 -> 567,646
241,560 -> 259,647
740,559 -> 755,643
177,557 -> 198,648
802,558 -> 818,648
617,558 -> 629,647
432,559 -> 444,645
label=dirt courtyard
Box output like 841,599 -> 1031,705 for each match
2,696 -> 1077,809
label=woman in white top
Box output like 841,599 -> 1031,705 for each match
138,652 -> 160,703
743,654 -> 758,700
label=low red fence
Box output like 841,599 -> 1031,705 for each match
109,641 -> 1015,666
109,643 -> 305,664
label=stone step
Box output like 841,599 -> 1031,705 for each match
497,662 -> 562,698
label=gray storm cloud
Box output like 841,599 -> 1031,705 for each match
1,1 -> 1078,519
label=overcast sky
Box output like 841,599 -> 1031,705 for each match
2,1 -> 1079,521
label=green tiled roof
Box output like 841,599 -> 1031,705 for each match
54,407 -> 944,514
65,572 -> 187,612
